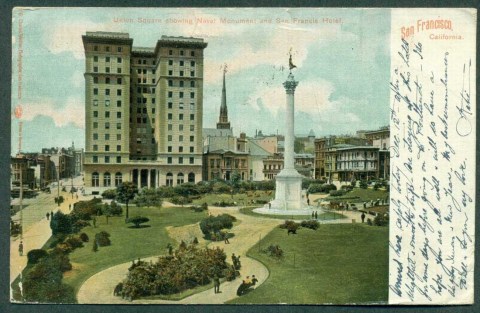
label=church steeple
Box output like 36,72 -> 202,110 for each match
216,65 -> 231,130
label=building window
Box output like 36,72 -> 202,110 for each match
152,98 -> 156,104
106,67 -> 110,73
190,125 -> 194,131
115,172 -> 122,185
93,111 -> 98,118
179,60 -> 184,66
168,91 -> 173,98
93,99 -> 98,106
106,46 -> 110,52
152,108 -> 156,114
104,172 -> 111,186
105,145 -> 110,151
117,57 -> 122,63
106,56 -> 110,62
105,111 -> 110,118
117,78 -> 122,84
105,122 -> 110,129
189,158 -> 194,165
168,102 -> 173,109
117,46 -> 122,52
116,112 -> 121,118
190,92 -> 195,98
168,135 -> 172,141
190,136 -> 194,142
190,81 -> 195,87
93,77 -> 98,84
179,124 -> 184,131
179,135 -> 184,142
167,157 -> 172,164
93,66 -> 98,73
180,71 -> 184,77
180,50 -> 184,56
93,144 -> 98,151
179,92 -> 184,98
190,71 -> 195,77
106,77 -> 111,84
190,146 -> 194,153
105,156 -> 110,163
168,70 -> 173,76
117,134 -> 121,140
169,50 -> 173,55
179,157 -> 183,164
168,80 -> 173,87
190,61 -> 195,67
93,156 -> 98,164
92,172 -> 99,186
179,103 -> 184,109
116,122 -> 121,129
168,113 -> 172,120
168,146 -> 172,152
117,68 -> 122,74
179,146 -> 183,152
177,173 -> 184,184
93,56 -> 98,62
190,51 -> 195,57
166,172 -> 173,186
117,100 -> 122,107
168,60 -> 173,66
105,89 -> 110,96
105,134 -> 110,140
168,124 -> 172,131
179,114 -> 184,120
93,133 -> 98,140
188,172 -> 195,182
93,122 -> 98,129
93,88 -> 98,95
190,114 -> 195,120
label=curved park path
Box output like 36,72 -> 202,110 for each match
77,202 -> 365,304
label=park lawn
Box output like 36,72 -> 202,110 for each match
63,206 -> 208,297
239,206 -> 346,221
325,188 -> 388,203
228,223 -> 388,304
191,191 -> 274,206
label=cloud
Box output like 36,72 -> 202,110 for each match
17,97 -> 84,128
71,70 -> 84,88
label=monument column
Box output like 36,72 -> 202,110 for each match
283,74 -> 298,170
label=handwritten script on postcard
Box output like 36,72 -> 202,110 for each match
389,9 -> 476,305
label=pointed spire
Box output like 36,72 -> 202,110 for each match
217,64 -> 231,130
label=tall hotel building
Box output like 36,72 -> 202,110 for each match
82,32 -> 207,194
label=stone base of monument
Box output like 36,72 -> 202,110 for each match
252,168 -> 323,216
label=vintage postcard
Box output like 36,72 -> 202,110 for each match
9,7 -> 475,305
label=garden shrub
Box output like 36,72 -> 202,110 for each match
79,232 -> 89,242
308,183 -> 337,194
170,196 -> 192,205
127,216 -> 150,228
300,220 -> 320,230
73,219 -> 90,232
341,185 -> 354,191
223,266 -> 238,281
50,211 -> 73,235
95,231 -> 111,247
262,245 -> 284,259
134,188 -> 163,207
27,249 -> 48,265
360,180 -> 368,189
329,190 -> 346,197
120,243 -> 233,299
199,214 -> 236,240
279,220 -> 300,231
213,200 -> 236,207
65,236 -> 84,249
101,189 -> 117,199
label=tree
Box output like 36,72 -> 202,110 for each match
134,188 -> 163,207
50,211 -> 73,235
116,182 -> 139,219
127,216 -> 150,228
294,138 -> 305,153
54,195 -> 64,206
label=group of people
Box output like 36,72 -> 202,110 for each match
236,275 -> 258,296
311,211 -> 319,220
45,210 -> 55,220
231,253 -> 241,270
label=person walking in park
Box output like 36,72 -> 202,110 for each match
213,275 -> 221,294
46,212 -> 50,220
92,216 -> 97,228
252,275 -> 258,286
224,234 -> 230,244
314,211 -> 318,220
307,198 -> 310,206
361,212 -> 366,223
311,211 -> 314,219
51,210 -> 54,218
18,241 -> 24,256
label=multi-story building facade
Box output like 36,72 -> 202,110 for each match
334,146 -> 379,181
364,126 -> 390,179
263,153 -> 284,180
82,32 -> 207,193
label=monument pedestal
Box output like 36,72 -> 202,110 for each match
271,168 -> 304,210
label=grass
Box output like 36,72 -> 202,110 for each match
191,191 -> 274,206
63,206 -> 208,297
239,206 -> 346,221
228,223 -> 388,304
325,187 -> 389,203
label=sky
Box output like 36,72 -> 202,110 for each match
11,7 -> 390,153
